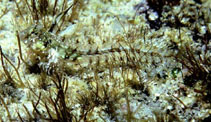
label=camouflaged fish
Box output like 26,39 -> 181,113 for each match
20,23 -> 174,77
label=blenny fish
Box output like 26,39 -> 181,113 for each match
20,23 -> 174,78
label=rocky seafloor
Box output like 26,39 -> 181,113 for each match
0,0 -> 210,121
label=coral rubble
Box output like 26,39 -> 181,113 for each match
0,0 -> 210,121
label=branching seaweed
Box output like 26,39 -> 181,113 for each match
175,39 -> 210,102
0,46 -> 24,87
1,0 -> 209,121
17,72 -> 74,122
0,95 -> 12,122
